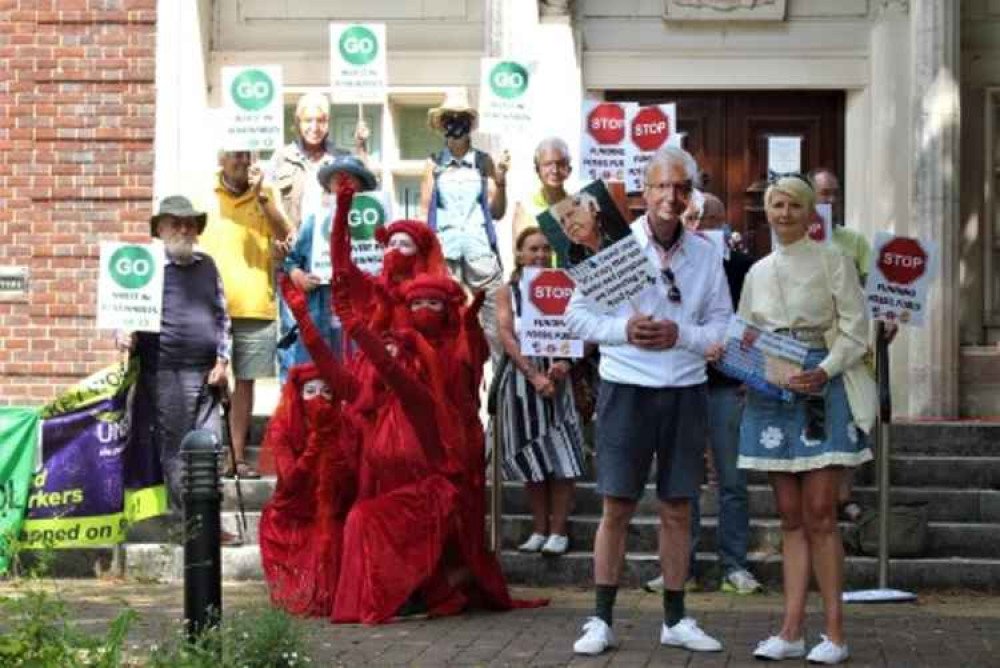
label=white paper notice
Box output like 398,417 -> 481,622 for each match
329,23 -> 387,103
97,241 -> 165,332
767,136 -> 802,175
478,58 -> 536,135
221,66 -> 283,151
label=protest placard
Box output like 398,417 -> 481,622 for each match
808,202 -> 834,244
864,233 -> 937,326
567,235 -> 659,314
581,100 -> 635,183
625,103 -> 678,193
518,268 -> 584,358
478,58 -> 536,135
330,23 -> 387,103
311,191 -> 392,281
221,65 -> 283,151
20,360 -> 166,550
714,316 -> 810,402
0,407 -> 39,572
96,241 -> 164,333
536,180 -> 632,268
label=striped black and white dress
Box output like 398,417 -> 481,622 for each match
493,284 -> 586,483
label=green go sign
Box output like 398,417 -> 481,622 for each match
490,61 -> 529,100
339,26 -> 378,66
230,69 -> 275,111
109,246 -> 156,290
348,195 -> 385,240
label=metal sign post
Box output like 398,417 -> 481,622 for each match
843,321 -> 916,603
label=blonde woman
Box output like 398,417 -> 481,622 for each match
492,226 -> 586,556
735,176 -> 874,665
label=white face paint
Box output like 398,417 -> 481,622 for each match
387,232 -> 417,256
301,378 -> 333,402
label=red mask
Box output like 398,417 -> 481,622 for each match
382,249 -> 417,279
410,309 -> 446,338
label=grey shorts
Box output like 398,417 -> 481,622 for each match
595,381 -> 708,502
231,318 -> 277,380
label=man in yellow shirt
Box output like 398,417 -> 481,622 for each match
200,150 -> 292,478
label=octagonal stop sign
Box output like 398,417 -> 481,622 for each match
631,106 -> 670,152
878,237 -> 927,285
587,103 -> 626,145
530,270 -> 575,316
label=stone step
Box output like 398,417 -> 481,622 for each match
108,544 -> 1000,591
890,422 -> 1000,457
498,514 -> 1000,560
852,456 -> 1000,489
221,477 -> 1000,525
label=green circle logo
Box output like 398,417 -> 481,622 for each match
490,61 -> 529,99
339,26 -> 378,66
109,246 -> 156,290
230,69 -> 275,111
348,195 -> 385,241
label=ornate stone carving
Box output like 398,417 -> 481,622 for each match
874,0 -> 909,16
663,0 -> 786,21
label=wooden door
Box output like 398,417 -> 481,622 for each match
605,90 -> 845,257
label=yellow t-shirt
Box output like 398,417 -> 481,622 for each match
199,175 -> 279,320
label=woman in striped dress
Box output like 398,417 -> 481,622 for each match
493,226 -> 587,556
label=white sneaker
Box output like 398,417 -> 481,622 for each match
518,533 -> 547,552
573,616 -> 615,655
722,568 -> 763,595
806,635 -> 849,664
754,635 -> 806,660
541,534 -> 569,556
660,618 -> 723,652
643,575 -> 699,593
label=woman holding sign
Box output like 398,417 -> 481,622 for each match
492,226 -> 587,557
733,176 -> 873,665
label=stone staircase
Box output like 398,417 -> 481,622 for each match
33,417 -> 1000,592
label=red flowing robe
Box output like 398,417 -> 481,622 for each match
258,365 -> 359,616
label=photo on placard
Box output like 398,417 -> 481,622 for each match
536,180 -> 631,267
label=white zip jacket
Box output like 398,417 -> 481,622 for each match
566,215 -> 733,388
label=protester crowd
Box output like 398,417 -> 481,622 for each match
128,92 -> 882,664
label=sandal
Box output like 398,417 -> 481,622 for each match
223,460 -> 261,480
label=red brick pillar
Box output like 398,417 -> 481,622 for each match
0,0 -> 156,404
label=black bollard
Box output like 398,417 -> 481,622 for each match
181,429 -> 222,641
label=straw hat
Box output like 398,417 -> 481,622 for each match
427,90 -> 478,133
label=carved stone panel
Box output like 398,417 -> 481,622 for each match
663,0 -> 787,21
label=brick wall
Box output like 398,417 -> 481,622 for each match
0,0 -> 156,405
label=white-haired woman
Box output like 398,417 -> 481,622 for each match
513,137 -> 575,238
735,176 -> 874,665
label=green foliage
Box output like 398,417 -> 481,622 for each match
148,607 -> 312,667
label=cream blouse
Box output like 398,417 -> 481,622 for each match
738,237 -> 876,432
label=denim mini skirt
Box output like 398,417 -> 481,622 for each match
737,349 -> 873,473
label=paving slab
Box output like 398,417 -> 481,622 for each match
0,580 -> 998,666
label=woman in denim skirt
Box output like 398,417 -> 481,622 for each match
733,176 -> 874,665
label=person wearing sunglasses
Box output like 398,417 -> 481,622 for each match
734,175 -> 874,665
567,146 -> 733,657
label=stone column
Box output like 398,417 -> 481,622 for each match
909,0 -> 960,417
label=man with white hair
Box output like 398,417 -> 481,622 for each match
567,146 -> 732,656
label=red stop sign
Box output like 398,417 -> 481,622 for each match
878,237 -> 927,285
631,106 -> 670,151
587,103 -> 626,145
530,270 -> 575,316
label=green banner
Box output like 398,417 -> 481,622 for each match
0,407 -> 41,573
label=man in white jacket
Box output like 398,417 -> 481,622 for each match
569,146 -> 733,656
